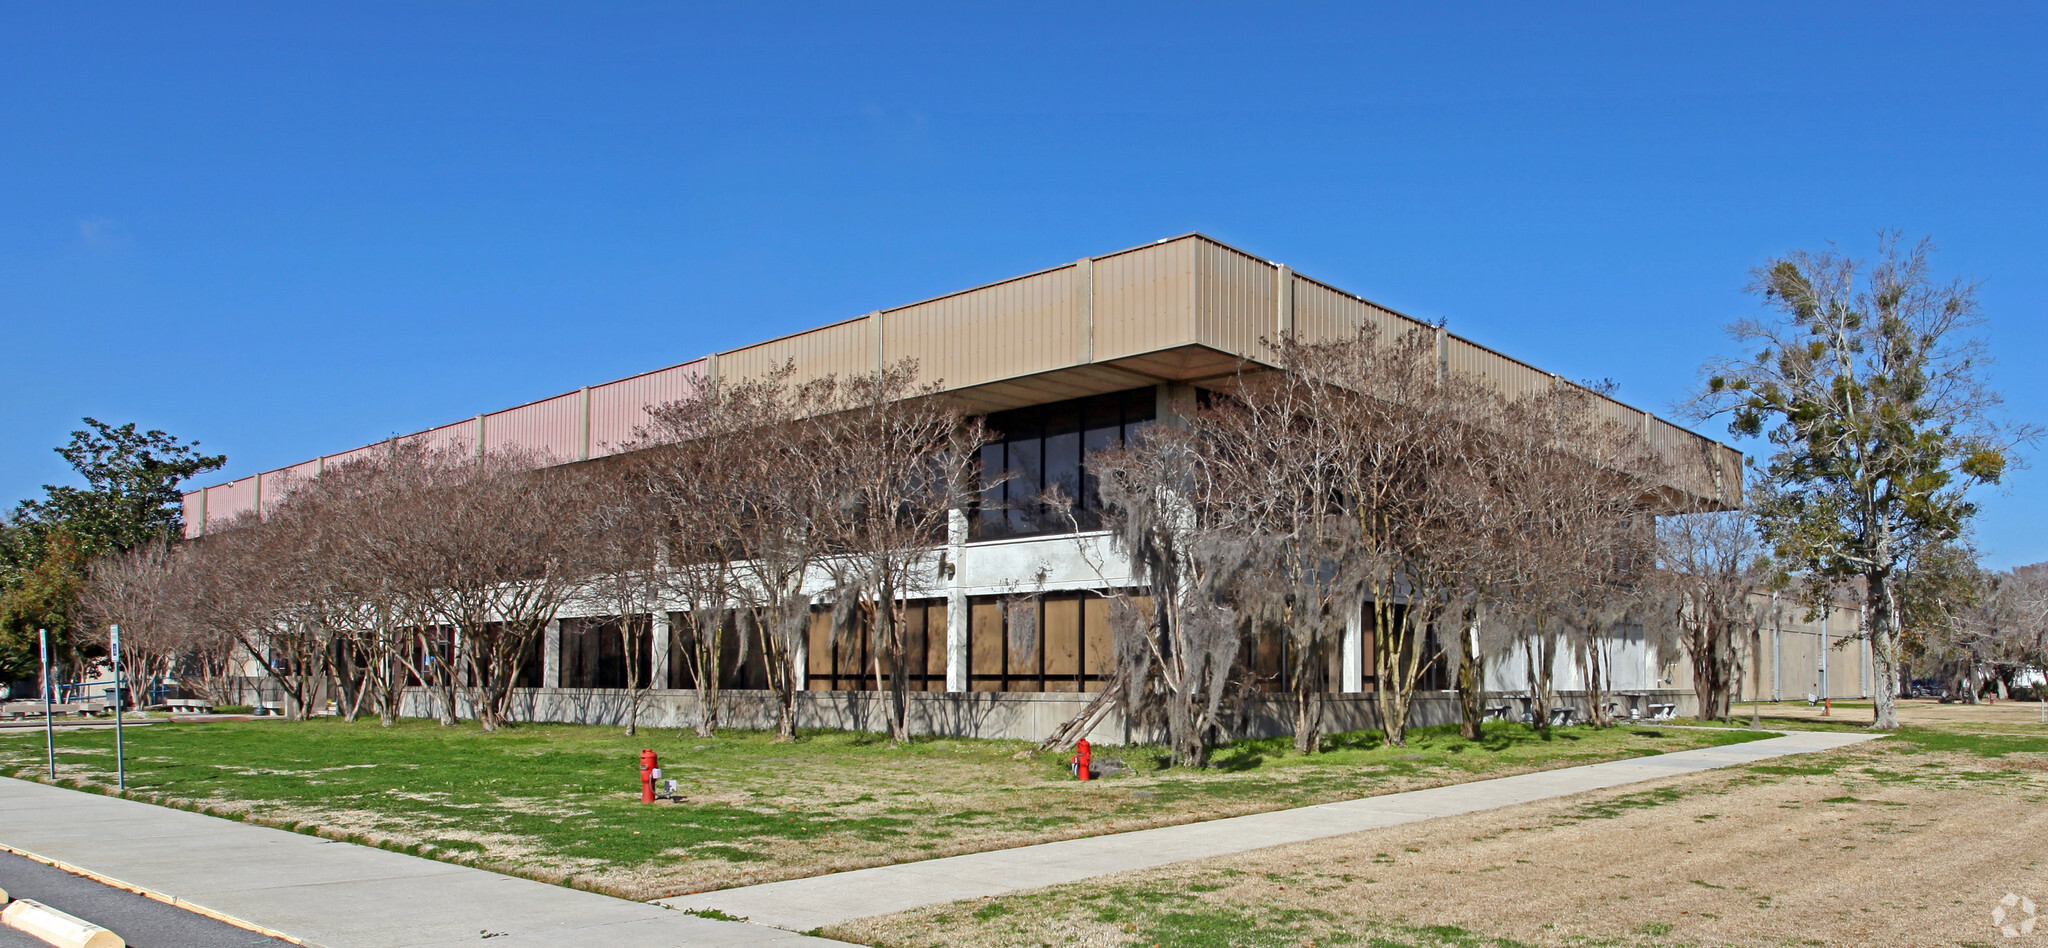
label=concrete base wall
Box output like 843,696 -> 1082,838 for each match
399,686 -> 1704,744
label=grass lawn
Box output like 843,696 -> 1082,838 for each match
833,712 -> 2048,948
0,717 -> 1767,900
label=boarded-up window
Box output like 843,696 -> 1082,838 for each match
925,603 -> 949,691
1083,598 -> 1114,691
807,611 -> 834,691
970,601 -> 1004,691
1043,597 -> 1080,693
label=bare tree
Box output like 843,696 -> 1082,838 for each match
817,360 -> 985,744
80,540 -> 181,707
635,364 -> 831,742
1657,508 -> 1770,721
570,457 -> 670,736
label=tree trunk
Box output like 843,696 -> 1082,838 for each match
1456,642 -> 1485,740
1868,572 -> 1902,730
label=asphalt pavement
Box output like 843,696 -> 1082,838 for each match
0,850 -> 289,948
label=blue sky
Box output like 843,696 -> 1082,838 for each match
4,3 -> 2043,566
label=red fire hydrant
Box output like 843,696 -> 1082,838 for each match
1074,739 -> 1092,782
640,749 -> 659,803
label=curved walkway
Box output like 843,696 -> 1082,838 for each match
663,729 -> 1881,931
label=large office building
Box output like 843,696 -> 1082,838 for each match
183,234 -> 1866,737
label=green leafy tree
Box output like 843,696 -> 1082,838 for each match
1,419 -> 224,682
1695,234 -> 2034,729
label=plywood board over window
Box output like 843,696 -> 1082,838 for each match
1083,596 -> 1117,691
970,601 -> 1004,692
1043,597 -> 1081,693
925,603 -> 949,691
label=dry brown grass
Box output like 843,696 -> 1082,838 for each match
836,733 -> 2048,947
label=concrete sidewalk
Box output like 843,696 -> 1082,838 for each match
664,729 -> 1881,931
0,777 -> 850,948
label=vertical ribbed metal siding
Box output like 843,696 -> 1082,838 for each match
1445,336 -> 1552,400
203,478 -> 257,531
1092,238 -> 1197,361
588,359 -> 707,457
324,444 -> 387,469
882,266 -> 1075,389
401,420 -> 477,458
721,316 -> 873,387
1194,241 -> 1276,359
484,392 -> 581,463
1290,277 -> 1405,345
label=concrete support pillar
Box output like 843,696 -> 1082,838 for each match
1771,592 -> 1782,702
650,610 -> 672,691
1340,605 -> 1364,693
947,508 -> 969,693
1819,610 -> 1831,700
542,619 -> 561,689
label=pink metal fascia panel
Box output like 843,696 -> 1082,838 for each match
399,420 -> 477,459
588,359 -> 707,458
483,391 -> 580,464
324,444 -> 388,469
203,478 -> 257,532
258,461 -> 322,519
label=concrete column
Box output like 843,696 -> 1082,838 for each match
947,508 -> 969,693
793,617 -> 809,693
1340,604 -> 1364,693
1819,608 -> 1830,700
541,619 -> 561,689
1156,383 -> 1198,429
650,611 -> 672,690
1771,592 -> 1782,702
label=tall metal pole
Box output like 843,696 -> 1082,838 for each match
111,623 -> 126,792
40,629 -> 54,780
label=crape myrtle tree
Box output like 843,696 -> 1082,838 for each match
79,540 -> 182,705
1655,507 -> 1772,722
568,455 -> 670,737
1695,234 -> 2036,729
818,360 -> 986,744
634,363 -> 834,743
1487,387 -> 1661,734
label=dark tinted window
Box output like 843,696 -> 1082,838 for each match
975,387 -> 1156,539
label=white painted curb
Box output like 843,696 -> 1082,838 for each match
2,898 -> 125,948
